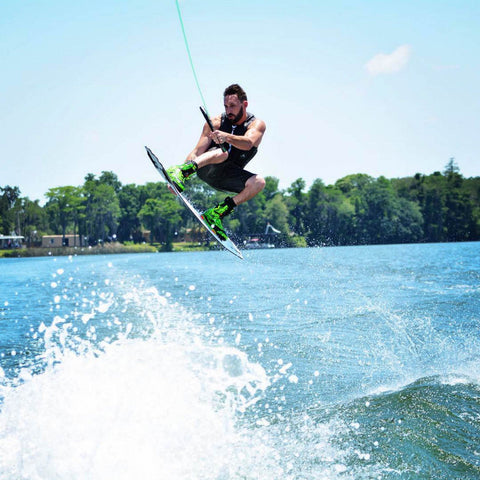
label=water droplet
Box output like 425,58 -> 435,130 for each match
288,374 -> 298,384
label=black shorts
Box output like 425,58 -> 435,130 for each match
196,161 -> 255,194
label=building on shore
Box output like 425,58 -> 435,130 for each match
41,235 -> 81,248
0,235 -> 24,249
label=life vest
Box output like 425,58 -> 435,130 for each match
209,112 -> 258,168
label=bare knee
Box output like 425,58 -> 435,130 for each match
249,175 -> 266,193
233,175 -> 265,205
197,148 -> 228,168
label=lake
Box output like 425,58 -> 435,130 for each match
1,242 -> 479,479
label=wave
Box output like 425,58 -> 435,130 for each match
291,374 -> 480,479
0,338 -> 274,479
1,252 -> 479,479
0,279 -> 300,479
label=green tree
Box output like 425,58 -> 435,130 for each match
421,173 -> 445,242
464,176 -> 480,239
354,177 -> 400,244
118,184 -> 146,242
303,180 -> 356,246
323,186 -> 355,245
138,198 -> 163,244
92,184 -> 120,242
83,174 -> 120,244
17,198 -> 49,246
264,193 -> 289,234
304,179 -> 329,245
45,186 -> 84,245
98,171 -> 122,193
138,196 -> 182,250
0,186 -> 21,235
263,176 -> 281,200
443,159 -> 475,241
286,178 -> 307,235
335,174 -> 374,195
393,198 -> 424,243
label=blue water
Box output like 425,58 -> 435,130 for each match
0,243 -> 479,479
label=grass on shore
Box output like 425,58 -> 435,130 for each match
0,242 -> 214,258
0,243 -> 156,258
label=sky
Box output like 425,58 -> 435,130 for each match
1,0 -> 479,203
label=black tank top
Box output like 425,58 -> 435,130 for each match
209,112 -> 258,169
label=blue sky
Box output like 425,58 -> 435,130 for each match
1,0 -> 479,203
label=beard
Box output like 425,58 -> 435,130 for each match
228,106 -> 244,124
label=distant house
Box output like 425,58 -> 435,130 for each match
0,235 -> 24,249
41,235 -> 80,248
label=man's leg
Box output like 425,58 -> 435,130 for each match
167,148 -> 227,192
195,148 -> 228,168
232,174 -> 266,206
202,174 -> 265,240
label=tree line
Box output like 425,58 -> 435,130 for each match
1,159 -> 479,250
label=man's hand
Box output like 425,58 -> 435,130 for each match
208,130 -> 227,145
206,118 -> 266,152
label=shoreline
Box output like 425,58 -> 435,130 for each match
0,242 -> 213,258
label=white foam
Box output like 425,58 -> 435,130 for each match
0,333 -> 273,479
0,270 -> 357,479
0,277 -> 280,479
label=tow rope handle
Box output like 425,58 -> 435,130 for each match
199,106 -> 228,153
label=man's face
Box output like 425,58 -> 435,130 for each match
224,94 -> 247,124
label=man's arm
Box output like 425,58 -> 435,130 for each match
209,118 -> 266,151
186,116 -> 222,161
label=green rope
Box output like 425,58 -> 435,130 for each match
175,0 -> 209,116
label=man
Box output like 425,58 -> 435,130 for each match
166,84 -> 266,240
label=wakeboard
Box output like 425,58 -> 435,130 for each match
145,146 -> 243,259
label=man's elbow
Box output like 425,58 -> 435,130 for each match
239,138 -> 255,151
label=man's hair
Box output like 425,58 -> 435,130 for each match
223,84 -> 247,102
